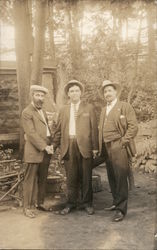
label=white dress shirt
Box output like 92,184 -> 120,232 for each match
69,101 -> 80,136
106,98 -> 117,116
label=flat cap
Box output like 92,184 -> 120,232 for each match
100,80 -> 121,97
64,80 -> 84,95
30,85 -> 48,94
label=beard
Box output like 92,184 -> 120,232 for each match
34,100 -> 43,109
105,95 -> 115,102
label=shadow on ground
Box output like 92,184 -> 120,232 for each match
0,166 -> 156,250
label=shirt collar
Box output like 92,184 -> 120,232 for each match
71,101 -> 81,108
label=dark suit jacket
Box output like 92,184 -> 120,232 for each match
21,104 -> 51,163
99,100 -> 138,156
53,101 -> 98,159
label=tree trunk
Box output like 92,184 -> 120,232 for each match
126,18 -> 128,43
65,0 -> 82,78
13,0 -> 31,113
147,2 -> 155,73
30,0 -> 48,85
56,64 -> 67,108
127,13 -> 142,103
13,0 -> 32,156
48,0 -> 56,62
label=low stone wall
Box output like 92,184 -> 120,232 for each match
133,119 -> 157,174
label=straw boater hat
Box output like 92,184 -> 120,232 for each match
30,85 -> 48,94
100,80 -> 121,97
64,80 -> 84,95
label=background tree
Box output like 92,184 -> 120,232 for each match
13,0 -> 32,113
1,0 -> 156,122
30,0 -> 48,85
13,0 -> 32,154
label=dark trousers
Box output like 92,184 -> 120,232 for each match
64,139 -> 93,208
23,153 -> 51,209
103,140 -> 129,215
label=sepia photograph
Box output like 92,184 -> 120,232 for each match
0,0 -> 156,249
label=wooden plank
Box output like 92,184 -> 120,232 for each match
0,172 -> 18,180
0,159 -> 16,163
0,133 -> 19,143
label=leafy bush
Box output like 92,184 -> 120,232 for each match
0,144 -> 13,161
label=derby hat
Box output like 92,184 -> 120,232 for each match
30,85 -> 48,94
100,80 -> 121,97
64,80 -> 84,95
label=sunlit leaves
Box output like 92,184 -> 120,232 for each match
0,0 -> 13,24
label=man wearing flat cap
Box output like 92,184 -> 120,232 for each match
53,80 -> 98,215
21,85 -> 54,218
99,80 -> 138,222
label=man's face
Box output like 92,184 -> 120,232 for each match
103,85 -> 117,103
68,85 -> 81,103
32,91 -> 45,109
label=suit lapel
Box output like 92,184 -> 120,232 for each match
112,100 -> 122,118
66,104 -> 70,122
43,110 -> 48,123
43,110 -> 52,135
111,100 -> 123,134
77,102 -> 84,117
105,100 -> 121,119
30,104 -> 46,125
100,107 -> 106,130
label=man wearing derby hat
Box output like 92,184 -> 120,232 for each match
21,85 -> 54,218
99,80 -> 138,222
53,80 -> 98,215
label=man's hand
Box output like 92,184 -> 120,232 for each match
121,137 -> 128,148
45,145 -> 54,154
92,150 -> 98,159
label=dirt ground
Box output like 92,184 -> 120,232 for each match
0,166 -> 157,250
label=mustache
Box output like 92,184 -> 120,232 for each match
105,95 -> 112,98
35,100 -> 44,107
37,100 -> 43,104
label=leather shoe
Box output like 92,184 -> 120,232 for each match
104,205 -> 116,211
85,206 -> 95,215
60,207 -> 72,215
36,205 -> 48,211
112,211 -> 124,222
24,208 -> 35,218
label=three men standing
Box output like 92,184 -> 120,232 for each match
21,79 -> 138,221
99,80 -> 138,222
21,85 -> 53,218
53,80 -> 98,215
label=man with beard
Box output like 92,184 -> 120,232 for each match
21,85 -> 54,218
53,80 -> 98,215
99,80 -> 138,222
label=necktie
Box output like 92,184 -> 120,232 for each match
73,104 -> 78,120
